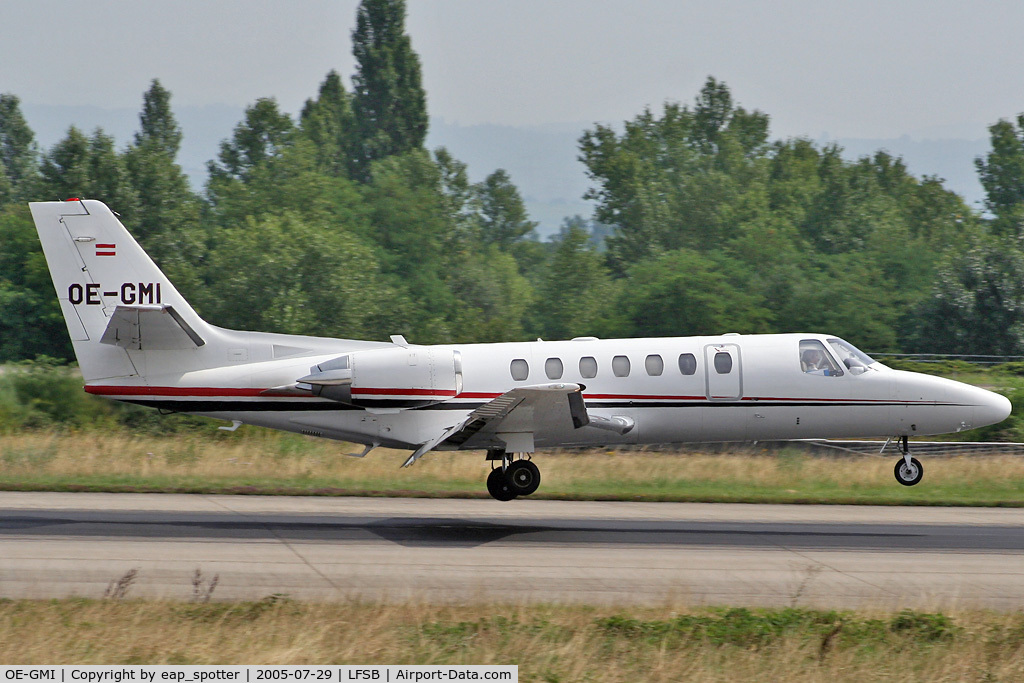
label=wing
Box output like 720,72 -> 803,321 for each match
401,382 -> 632,467
401,382 -> 583,467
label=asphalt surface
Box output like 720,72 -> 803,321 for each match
1,493 -> 1023,608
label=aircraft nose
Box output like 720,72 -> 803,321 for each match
976,390 -> 1012,428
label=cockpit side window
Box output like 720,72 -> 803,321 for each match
799,340 -> 844,376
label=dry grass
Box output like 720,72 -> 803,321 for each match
0,430 -> 484,488
2,431 -> 1024,504
1,598 -> 1023,681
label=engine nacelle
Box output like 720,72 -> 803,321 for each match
299,346 -> 463,409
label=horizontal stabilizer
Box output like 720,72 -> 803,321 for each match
99,305 -> 205,350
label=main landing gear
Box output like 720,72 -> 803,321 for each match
892,435 -> 924,487
485,448 -> 541,501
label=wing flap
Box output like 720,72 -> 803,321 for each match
449,383 -> 581,449
401,383 -> 637,466
401,383 -> 584,466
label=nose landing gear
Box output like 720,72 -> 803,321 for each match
485,448 -> 542,501
892,435 -> 924,486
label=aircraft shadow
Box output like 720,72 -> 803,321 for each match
1,510 -> 1022,551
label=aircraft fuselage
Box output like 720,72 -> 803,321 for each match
85,333 -> 1009,452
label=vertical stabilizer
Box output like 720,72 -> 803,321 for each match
29,199 -> 211,382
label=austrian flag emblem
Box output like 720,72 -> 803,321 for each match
96,243 -> 116,257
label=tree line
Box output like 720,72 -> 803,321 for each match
3,0 -> 1024,362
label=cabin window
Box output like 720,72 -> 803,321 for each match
579,356 -> 598,378
612,355 -> 631,377
800,340 -> 844,376
510,358 -> 529,381
545,357 -> 564,380
645,354 -> 664,376
713,352 -> 733,374
678,353 -> 697,375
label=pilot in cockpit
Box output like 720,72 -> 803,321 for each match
800,343 -> 843,376
801,348 -> 826,373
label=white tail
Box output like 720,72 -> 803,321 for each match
29,199 -> 212,382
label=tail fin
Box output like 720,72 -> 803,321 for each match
29,199 -> 211,382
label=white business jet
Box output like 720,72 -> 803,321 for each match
30,200 -> 1012,500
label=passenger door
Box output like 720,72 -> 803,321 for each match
705,343 -> 742,401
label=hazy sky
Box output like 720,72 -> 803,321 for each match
3,0 -> 1024,141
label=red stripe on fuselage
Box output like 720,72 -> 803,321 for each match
85,386 -> 267,397
582,393 -> 705,401
83,385 -> 946,406
351,387 -> 459,397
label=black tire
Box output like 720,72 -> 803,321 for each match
894,456 -> 924,486
487,467 -> 518,501
506,459 -> 541,496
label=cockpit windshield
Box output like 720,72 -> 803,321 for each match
827,338 -> 877,371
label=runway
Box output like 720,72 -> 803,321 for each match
1,492 -> 1023,609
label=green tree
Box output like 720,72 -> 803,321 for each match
535,220 -> 616,339
799,147 -> 901,254
0,94 -> 38,201
691,76 -> 769,157
772,254 -> 901,351
360,150 -> 457,339
351,0 -> 428,177
0,159 -> 11,206
580,104 -> 696,267
433,147 -> 477,242
202,211 -> 408,339
37,127 -> 139,217
300,70 -> 357,177
448,245 -> 534,342
124,80 -> 205,296
37,126 -> 90,199
206,141 -> 367,233
580,79 -> 769,271
976,115 -> 1024,236
618,250 -> 772,337
476,169 -> 537,250
909,238 -> 1024,355
905,175 -> 973,244
207,98 -> 295,184
134,79 -> 182,157
0,206 -> 70,361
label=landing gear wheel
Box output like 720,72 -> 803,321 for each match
894,457 -> 923,486
506,459 -> 541,496
487,467 -> 518,501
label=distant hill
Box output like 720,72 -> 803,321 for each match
18,103 -> 991,234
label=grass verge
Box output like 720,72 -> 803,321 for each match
2,431 -> 1024,505
0,598 -> 1022,681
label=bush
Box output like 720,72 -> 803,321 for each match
883,359 -> 978,376
990,361 -> 1024,376
0,357 -> 113,430
889,610 -> 960,641
0,358 -> 220,435
594,608 -> 962,652
596,608 -> 844,649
